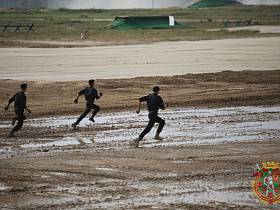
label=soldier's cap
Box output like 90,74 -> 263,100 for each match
88,79 -> 95,85
153,86 -> 160,92
20,84 -> 27,89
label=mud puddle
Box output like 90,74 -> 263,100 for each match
1,106 -> 279,151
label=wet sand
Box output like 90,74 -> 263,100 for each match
0,106 -> 279,209
0,37 -> 280,81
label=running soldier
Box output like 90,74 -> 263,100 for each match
72,79 -> 102,129
130,86 -> 168,147
5,83 -> 32,137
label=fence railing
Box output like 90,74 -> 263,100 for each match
2,23 -> 35,32
223,19 -> 252,27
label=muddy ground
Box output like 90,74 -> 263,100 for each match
0,70 -> 280,209
0,107 -> 279,209
1,70 -> 280,120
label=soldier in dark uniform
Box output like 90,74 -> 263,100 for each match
5,83 -> 32,137
72,79 -> 102,129
130,86 -> 168,147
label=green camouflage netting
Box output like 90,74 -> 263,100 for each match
108,16 -> 191,30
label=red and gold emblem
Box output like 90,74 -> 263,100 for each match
253,162 -> 280,205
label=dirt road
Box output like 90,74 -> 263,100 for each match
0,37 -> 279,81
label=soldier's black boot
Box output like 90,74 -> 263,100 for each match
89,116 -> 95,122
130,137 -> 141,148
154,132 -> 164,141
72,122 -> 77,130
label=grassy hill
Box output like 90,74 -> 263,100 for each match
190,0 -> 241,8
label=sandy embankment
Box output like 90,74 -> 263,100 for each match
0,37 -> 279,81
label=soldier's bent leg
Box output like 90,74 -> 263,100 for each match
12,108 -> 21,123
12,116 -> 17,126
156,116 -> 165,133
76,107 -> 91,124
12,119 -> 24,133
11,113 -> 26,133
139,112 -> 157,139
90,104 -> 100,118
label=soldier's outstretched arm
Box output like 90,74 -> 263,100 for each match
5,94 -> 16,110
95,90 -> 102,100
74,94 -> 80,103
136,100 -> 141,114
25,107 -> 32,114
5,102 -> 10,111
74,88 -> 86,104
163,103 -> 169,110
161,100 -> 168,111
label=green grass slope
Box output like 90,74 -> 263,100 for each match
190,0 -> 241,8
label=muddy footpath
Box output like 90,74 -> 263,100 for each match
0,70 -> 280,209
